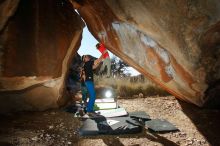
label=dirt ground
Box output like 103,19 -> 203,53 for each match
0,96 -> 219,146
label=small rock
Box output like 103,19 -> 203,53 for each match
179,132 -> 187,138
49,125 -> 54,129
68,142 -> 72,145
31,136 -> 38,141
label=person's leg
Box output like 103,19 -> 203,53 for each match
105,58 -> 111,77
81,86 -> 87,104
85,81 -> 96,112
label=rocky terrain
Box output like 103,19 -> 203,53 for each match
0,96 -> 219,146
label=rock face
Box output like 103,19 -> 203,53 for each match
0,0 -> 84,113
72,0 -> 220,107
0,0 -> 20,31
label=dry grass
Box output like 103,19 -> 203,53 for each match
94,75 -> 169,98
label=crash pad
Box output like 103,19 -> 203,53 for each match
145,119 -> 178,132
79,116 -> 142,136
95,108 -> 128,118
87,98 -> 115,103
129,111 -> 151,121
95,102 -> 117,110
94,98 -> 115,103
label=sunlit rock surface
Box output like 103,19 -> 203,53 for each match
0,0 -> 84,113
72,0 -> 220,107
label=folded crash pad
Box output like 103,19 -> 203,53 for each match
94,98 -> 115,103
86,98 -> 117,110
95,102 -> 117,110
95,108 -> 128,118
87,98 -> 115,103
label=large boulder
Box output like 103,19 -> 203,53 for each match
0,0 -> 84,113
71,0 -> 220,107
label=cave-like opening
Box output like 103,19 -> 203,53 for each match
1,0 -> 220,145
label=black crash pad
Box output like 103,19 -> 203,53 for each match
145,119 -> 178,132
129,111 -> 151,121
79,116 -> 142,136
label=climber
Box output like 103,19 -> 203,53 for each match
81,54 -> 104,116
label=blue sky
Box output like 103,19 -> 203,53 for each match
77,27 -> 140,76
77,27 -> 114,58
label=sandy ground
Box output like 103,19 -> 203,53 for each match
0,96 -> 219,146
